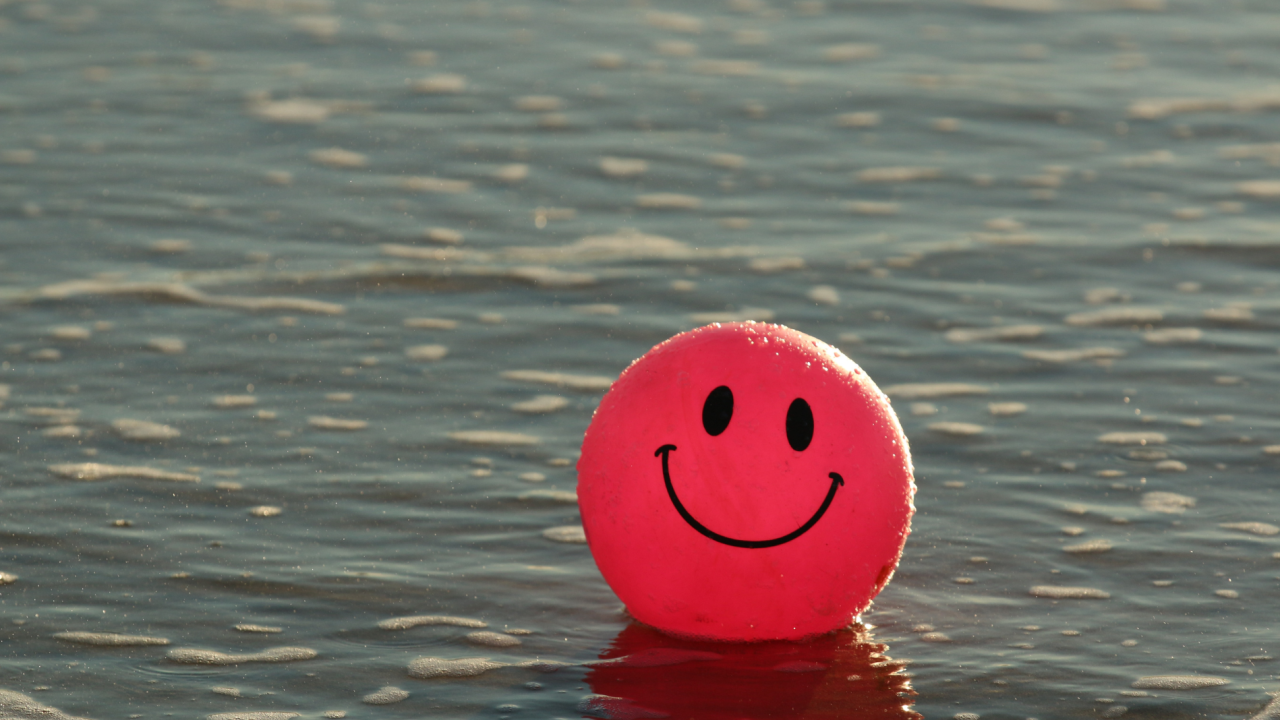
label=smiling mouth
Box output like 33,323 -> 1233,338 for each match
655,444 -> 844,549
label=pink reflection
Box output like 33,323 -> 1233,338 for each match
582,623 -> 921,720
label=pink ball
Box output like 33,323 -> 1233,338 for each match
578,322 -> 915,641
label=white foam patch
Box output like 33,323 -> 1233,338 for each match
573,304 -> 621,316
837,112 -> 880,128
113,418 -> 180,441
882,383 -> 989,399
519,490 -> 578,503
1023,347 -> 1124,363
381,245 -> 469,261
543,525 -> 587,543
399,176 -> 473,194
407,657 -> 506,679
749,257 -> 805,273
1141,492 -> 1196,513
494,164 -> 528,182
0,691 -> 91,720
501,370 -> 614,391
147,337 -> 187,354
362,687 -> 409,705
709,153 -> 745,169
168,646 -> 317,665
39,280 -> 344,315
213,395 -> 257,408
412,73 -> 466,93
49,463 -> 199,483
402,344 -> 450,363
636,193 -> 702,209
404,318 -> 458,330
1063,539 -> 1113,554
844,201 -> 900,216
808,286 -> 840,306
508,266 -> 597,287
1029,585 -> 1110,599
1099,432 -> 1167,445
1204,306 -> 1254,322
249,99 -> 330,124
53,631 -> 170,646
945,325 -> 1044,343
207,714 -> 300,720
1065,307 -> 1163,326
308,416 -> 368,431
506,229 -> 698,262
691,60 -> 759,76
378,615 -> 487,630
1237,181 -> 1280,199
465,631 -> 522,648
234,624 -> 282,633
929,422 -> 984,436
448,431 -> 539,446
1131,676 -> 1229,690
1220,522 -> 1279,536
646,11 -> 703,32
988,402 -> 1027,416
856,167 -> 941,183
424,227 -> 464,245
970,0 -> 1059,10
824,43 -> 879,61
600,157 -> 648,178
1219,142 -> 1280,161
49,325 -> 91,340
309,147 -> 366,169
1144,327 -> 1202,344
26,407 -> 81,425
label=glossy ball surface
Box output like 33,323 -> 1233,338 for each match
578,322 -> 914,640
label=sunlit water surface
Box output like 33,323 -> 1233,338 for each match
1,0 -> 1279,718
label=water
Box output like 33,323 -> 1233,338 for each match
2,0 -> 1279,717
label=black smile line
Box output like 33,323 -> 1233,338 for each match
655,444 -> 844,549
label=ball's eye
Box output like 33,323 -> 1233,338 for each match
786,398 -> 814,451
702,385 -> 734,436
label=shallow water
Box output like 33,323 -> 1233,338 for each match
2,0 -> 1280,718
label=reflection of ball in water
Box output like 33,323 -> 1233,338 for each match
578,322 -> 915,640
585,623 -> 922,720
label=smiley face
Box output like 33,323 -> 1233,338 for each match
578,323 -> 915,641
656,385 -> 845,549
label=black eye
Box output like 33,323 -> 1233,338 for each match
786,398 -> 814,451
702,385 -> 733,436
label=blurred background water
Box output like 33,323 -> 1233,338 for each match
2,0 -> 1280,717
